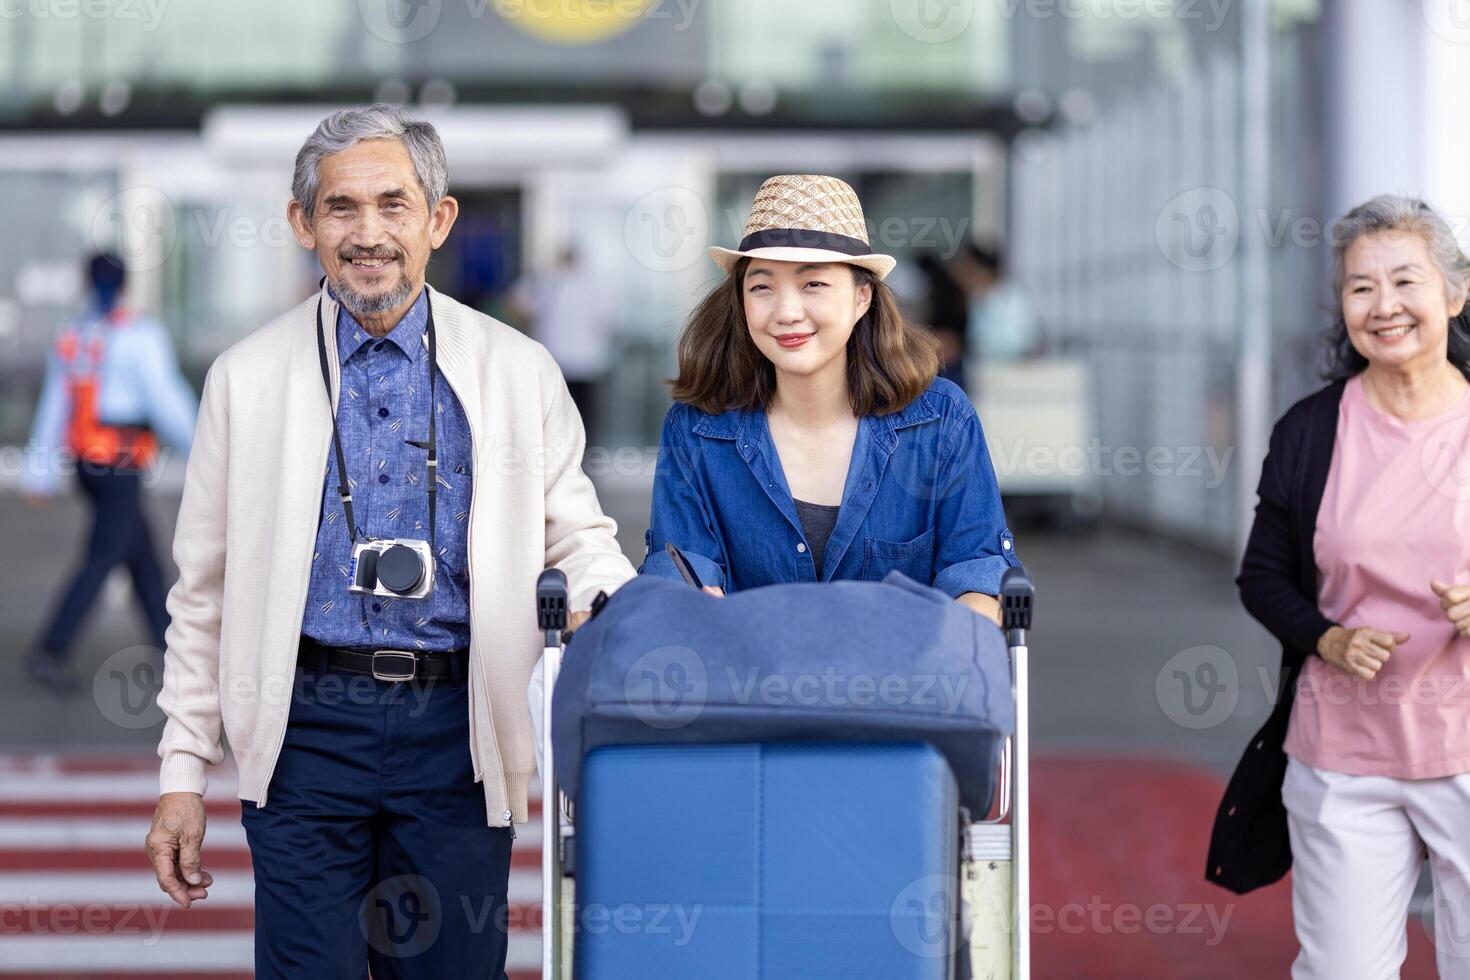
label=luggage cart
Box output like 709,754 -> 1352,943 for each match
534,566 -> 1035,979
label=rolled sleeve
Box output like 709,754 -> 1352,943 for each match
934,528 -> 1019,597
639,529 -> 726,590
931,406 -> 1020,598
639,406 -> 729,590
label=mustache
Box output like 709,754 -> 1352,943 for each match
340,249 -> 402,262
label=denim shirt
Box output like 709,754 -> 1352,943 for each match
301,289 -> 474,652
639,377 -> 1019,595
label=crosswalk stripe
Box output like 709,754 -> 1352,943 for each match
0,870 -> 544,906
0,931 -> 542,972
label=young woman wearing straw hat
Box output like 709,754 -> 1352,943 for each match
638,174 -> 1019,621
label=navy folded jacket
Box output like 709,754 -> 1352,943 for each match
551,571 -> 1014,814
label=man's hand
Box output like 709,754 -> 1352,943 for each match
1432,579 -> 1470,636
1316,625 -> 1408,680
701,586 -> 725,598
146,792 -> 212,908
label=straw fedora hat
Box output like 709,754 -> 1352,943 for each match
709,174 -> 898,280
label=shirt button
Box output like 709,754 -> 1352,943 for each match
372,602 -> 381,612
502,809 -> 513,821
375,342 -> 386,352
796,542 -> 807,553
1002,540 -> 1012,551
378,407 -> 389,418
378,474 -> 389,484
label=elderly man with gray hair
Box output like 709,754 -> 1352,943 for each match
144,105 -> 635,977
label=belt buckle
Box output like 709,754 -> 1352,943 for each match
371,649 -> 417,682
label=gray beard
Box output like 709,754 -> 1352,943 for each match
333,268 -> 415,319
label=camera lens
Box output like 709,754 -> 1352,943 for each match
376,544 -> 426,595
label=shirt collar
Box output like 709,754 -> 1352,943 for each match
690,390 -> 940,450
333,286 -> 429,365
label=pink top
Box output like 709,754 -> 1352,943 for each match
1285,373 -> 1470,778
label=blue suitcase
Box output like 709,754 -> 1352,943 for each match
532,566 -> 1037,979
573,741 -> 959,979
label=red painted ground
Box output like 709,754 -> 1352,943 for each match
1031,756 -> 1439,978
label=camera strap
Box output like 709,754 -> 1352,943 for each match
314,287 -> 439,551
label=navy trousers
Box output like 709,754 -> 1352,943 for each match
40,465 -> 169,656
242,656 -> 513,979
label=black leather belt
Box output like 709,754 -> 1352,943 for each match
298,637 -> 468,682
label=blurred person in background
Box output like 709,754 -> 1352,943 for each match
144,104 -> 633,979
1209,196 -> 1470,978
508,244 -> 613,441
916,251 -> 970,390
951,241 -> 1040,364
639,174 -> 1018,624
21,252 -> 197,692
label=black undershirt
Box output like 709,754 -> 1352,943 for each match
793,498 -> 841,579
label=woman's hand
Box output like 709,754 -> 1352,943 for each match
1316,625 -> 1409,680
1431,579 -> 1470,636
957,592 -> 1002,627
701,586 -> 725,598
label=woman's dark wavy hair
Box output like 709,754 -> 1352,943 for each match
1322,195 -> 1470,380
668,257 -> 940,415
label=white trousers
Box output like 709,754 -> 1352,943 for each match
1283,756 -> 1470,979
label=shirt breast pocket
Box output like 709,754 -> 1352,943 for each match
860,526 -> 936,585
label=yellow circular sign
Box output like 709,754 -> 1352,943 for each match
495,0 -> 656,45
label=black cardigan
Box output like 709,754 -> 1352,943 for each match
1206,379 -> 1345,894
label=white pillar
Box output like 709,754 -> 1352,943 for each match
1322,0 -> 1428,216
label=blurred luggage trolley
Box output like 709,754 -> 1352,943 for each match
532,566 -> 1035,979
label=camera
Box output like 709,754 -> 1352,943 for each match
348,539 -> 435,599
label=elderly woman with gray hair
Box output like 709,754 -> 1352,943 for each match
1208,195 -> 1470,978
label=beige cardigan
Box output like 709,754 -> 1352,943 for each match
155,283 -> 636,826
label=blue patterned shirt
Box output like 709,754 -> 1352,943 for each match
301,289 -> 473,652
